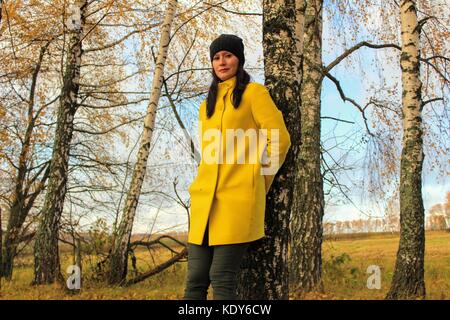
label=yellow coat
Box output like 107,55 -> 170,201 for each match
187,75 -> 291,245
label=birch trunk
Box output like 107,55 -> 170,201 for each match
237,0 -> 303,299
107,0 -> 178,285
32,0 -> 87,285
289,0 -> 325,294
386,0 -> 426,299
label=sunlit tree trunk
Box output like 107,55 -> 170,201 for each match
32,0 -> 88,285
290,0 -> 324,295
107,0 -> 178,285
237,0 -> 303,299
386,0 -> 425,300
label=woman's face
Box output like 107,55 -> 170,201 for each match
212,50 -> 239,81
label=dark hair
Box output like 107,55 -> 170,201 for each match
206,64 -> 251,119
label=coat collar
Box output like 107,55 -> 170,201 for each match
218,75 -> 237,91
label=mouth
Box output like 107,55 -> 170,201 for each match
219,68 -> 229,72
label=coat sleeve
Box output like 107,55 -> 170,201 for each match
250,84 -> 291,194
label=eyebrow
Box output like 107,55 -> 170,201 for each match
214,52 -> 231,57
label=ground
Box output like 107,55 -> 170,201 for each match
0,231 -> 448,300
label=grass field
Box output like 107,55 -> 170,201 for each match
0,230 -> 448,300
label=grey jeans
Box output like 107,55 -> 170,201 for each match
183,222 -> 250,300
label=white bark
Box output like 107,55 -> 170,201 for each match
108,0 -> 178,284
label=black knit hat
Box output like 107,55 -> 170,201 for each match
209,34 -> 245,66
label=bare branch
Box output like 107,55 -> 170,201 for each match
322,70 -> 375,137
124,247 -> 187,286
321,116 -> 355,124
83,23 -> 160,53
73,115 -> 145,135
421,97 -> 444,109
419,57 -> 450,84
208,2 -> 262,16
325,41 -> 401,73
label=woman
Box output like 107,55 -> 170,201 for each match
183,34 -> 291,300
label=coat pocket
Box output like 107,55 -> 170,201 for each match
188,163 -> 208,194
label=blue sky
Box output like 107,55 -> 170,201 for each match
95,2 -> 449,234
129,51 -> 448,233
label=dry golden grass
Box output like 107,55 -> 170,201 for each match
314,230 -> 450,300
0,230 -> 448,300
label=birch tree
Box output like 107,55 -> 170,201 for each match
386,0 -> 426,299
33,0 -> 88,285
237,0 -> 304,299
107,0 -> 178,285
289,0 -> 325,294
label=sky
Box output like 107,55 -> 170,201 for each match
130,74 -> 448,234
74,1 -> 449,235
